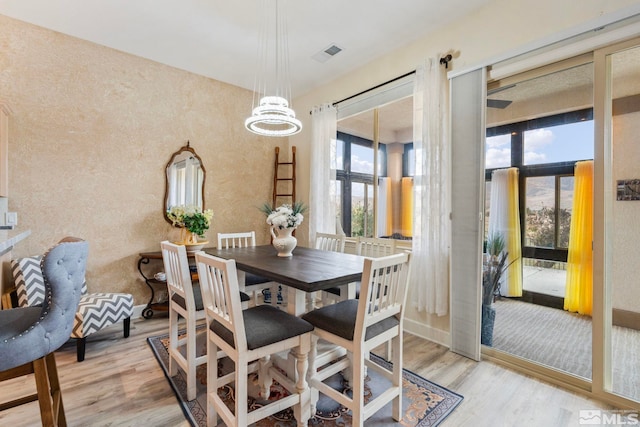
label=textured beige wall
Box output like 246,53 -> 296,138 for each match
0,15 -> 285,306
612,110 -> 640,313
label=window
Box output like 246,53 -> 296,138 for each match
351,143 -> 374,174
523,120 -> 594,165
485,134 -> 511,169
486,108 -> 593,263
335,131 -> 413,238
335,86 -> 414,239
336,132 -> 377,237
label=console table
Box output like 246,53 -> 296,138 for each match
137,251 -> 169,319
137,250 -> 204,319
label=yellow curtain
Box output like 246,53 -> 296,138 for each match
382,177 -> 392,236
504,168 -> 522,296
401,177 -> 413,237
564,160 -> 593,316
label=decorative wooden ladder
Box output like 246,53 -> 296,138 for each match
272,146 -> 296,209
269,146 -> 296,305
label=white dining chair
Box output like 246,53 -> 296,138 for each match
357,236 -> 397,258
217,231 -> 278,305
313,232 -> 347,307
161,240 -> 207,401
302,252 -> 412,425
324,236 -> 397,303
315,232 -> 346,252
195,251 -> 313,427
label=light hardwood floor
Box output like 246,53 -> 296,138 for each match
0,316 -> 616,427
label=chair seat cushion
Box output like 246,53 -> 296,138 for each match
302,299 -> 398,342
245,272 -> 271,286
72,293 -> 134,338
172,284 -> 249,307
211,305 -> 313,351
171,283 -> 205,311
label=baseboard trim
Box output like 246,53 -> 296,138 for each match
404,318 -> 450,348
613,308 -> 640,331
132,304 -> 146,320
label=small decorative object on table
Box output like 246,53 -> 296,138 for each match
260,201 -> 306,257
167,205 -> 213,253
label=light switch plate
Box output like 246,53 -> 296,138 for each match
5,212 -> 17,226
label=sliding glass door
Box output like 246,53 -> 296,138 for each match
478,36 -> 640,407
597,39 -> 640,404
483,59 -> 595,380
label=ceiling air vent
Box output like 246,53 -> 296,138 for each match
312,44 -> 343,63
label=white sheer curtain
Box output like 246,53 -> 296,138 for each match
309,103 -> 338,240
488,168 -> 522,297
412,58 -> 450,316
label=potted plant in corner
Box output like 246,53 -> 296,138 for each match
481,231 -> 510,346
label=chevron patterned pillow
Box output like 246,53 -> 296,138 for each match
11,255 -> 45,307
12,254 -> 89,307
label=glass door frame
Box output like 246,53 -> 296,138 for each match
593,35 -> 640,407
479,35 -> 640,410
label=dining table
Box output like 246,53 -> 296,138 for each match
205,244 -> 365,316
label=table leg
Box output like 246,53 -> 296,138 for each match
346,282 -> 356,299
236,270 -> 246,291
286,287 -> 306,316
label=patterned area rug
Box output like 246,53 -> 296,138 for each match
147,329 -> 462,426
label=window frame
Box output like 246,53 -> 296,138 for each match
336,131 -> 388,236
485,107 -> 593,263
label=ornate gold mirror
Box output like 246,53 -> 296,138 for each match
164,142 -> 205,224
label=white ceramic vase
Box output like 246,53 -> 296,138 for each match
270,226 -> 297,257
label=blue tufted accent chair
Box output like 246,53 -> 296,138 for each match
11,236 -> 134,362
0,240 -> 87,427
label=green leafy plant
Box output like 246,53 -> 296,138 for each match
486,231 -> 505,257
482,231 -> 515,306
167,205 -> 213,237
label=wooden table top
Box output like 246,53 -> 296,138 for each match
205,245 -> 364,293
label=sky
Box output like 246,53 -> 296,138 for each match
342,118 -> 595,178
341,119 -> 594,200
486,120 -> 594,168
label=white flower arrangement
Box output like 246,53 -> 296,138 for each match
260,202 -> 306,230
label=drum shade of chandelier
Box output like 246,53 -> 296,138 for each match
245,0 -> 302,137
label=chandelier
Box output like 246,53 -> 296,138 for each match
245,0 -> 302,137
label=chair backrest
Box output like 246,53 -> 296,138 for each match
195,252 -> 247,353
357,237 -> 397,258
161,241 -> 197,312
355,252 -> 411,343
0,240 -> 87,371
12,237 -> 90,307
315,232 -> 346,253
217,231 -> 257,249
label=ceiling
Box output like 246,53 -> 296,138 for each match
0,0 -> 492,97
4,2 -> 636,141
